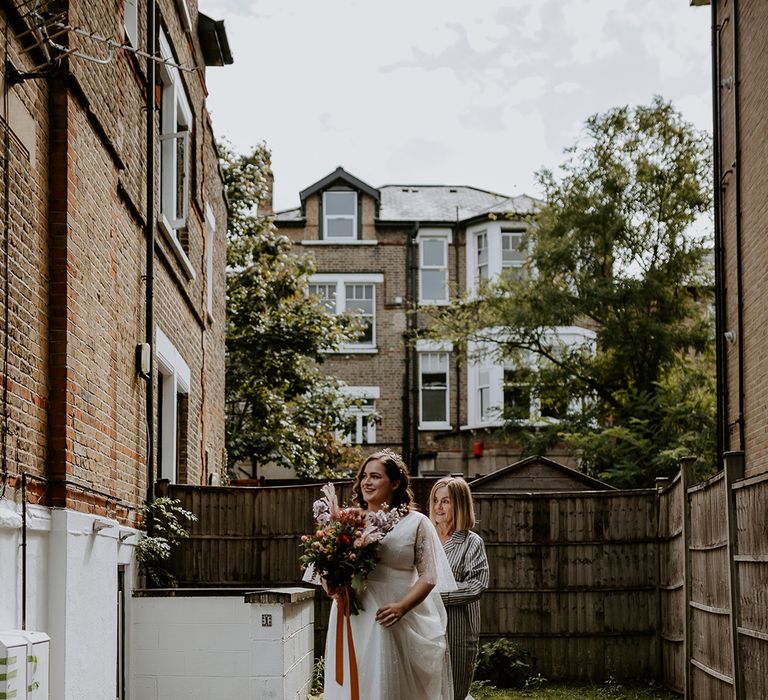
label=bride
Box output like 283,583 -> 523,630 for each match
321,449 -> 455,700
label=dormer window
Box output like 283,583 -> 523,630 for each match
323,190 -> 357,240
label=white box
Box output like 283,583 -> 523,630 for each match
0,632 -> 28,699
4,630 -> 50,699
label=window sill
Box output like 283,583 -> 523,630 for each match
419,422 -> 451,431
418,300 -> 451,306
460,417 -> 560,430
339,346 -> 379,354
301,240 -> 378,246
159,215 -> 196,280
460,421 -> 504,431
323,346 -> 379,355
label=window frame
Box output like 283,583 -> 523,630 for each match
501,227 -> 526,280
418,229 -> 451,305
156,327 -> 191,484
308,273 -> 383,352
475,230 -> 489,286
340,386 -> 380,445
205,204 -> 216,321
158,30 -> 194,278
467,222 -> 530,295
123,0 -> 138,47
418,348 -> 451,430
322,190 -> 358,241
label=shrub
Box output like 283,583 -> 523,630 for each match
474,638 -> 533,689
135,497 -> 197,587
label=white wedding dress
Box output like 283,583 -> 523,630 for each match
322,510 -> 456,700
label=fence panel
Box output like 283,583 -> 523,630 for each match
686,472 -> 734,696
733,471 -> 768,700
657,474 -> 684,693
471,490 -> 658,680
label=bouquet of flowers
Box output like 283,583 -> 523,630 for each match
300,483 -> 404,614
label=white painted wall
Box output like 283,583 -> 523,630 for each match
132,589 -> 315,700
0,498 -> 139,700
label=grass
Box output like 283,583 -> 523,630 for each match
469,678 -> 681,700
306,654 -> 681,700
308,679 -> 679,700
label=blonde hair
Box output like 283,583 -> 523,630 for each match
429,476 -> 476,532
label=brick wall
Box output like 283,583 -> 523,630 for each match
0,0 -> 227,519
715,0 -> 768,477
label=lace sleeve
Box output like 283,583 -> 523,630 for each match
413,514 -> 457,592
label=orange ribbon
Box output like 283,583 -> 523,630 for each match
335,588 -> 360,700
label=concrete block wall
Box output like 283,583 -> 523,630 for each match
132,588 -> 315,700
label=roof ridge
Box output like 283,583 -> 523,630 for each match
379,183 -> 513,198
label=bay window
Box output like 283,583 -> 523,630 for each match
467,222 -> 529,293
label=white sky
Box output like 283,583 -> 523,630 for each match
200,0 -> 713,212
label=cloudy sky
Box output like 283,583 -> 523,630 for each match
200,0 -> 713,212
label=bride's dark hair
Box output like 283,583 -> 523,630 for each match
352,449 -> 416,511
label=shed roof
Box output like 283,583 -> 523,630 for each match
469,455 -> 615,493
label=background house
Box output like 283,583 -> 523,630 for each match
274,167 -> 593,477
0,1 -> 230,698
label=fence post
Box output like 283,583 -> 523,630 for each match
679,457 -> 696,700
723,451 -> 744,700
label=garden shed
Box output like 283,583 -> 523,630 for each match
469,455 -> 614,493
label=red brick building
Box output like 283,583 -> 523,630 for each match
275,167 -> 593,478
0,0 -> 230,696
703,0 -> 768,479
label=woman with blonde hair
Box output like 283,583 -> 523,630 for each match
429,476 -> 489,700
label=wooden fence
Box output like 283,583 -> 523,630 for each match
163,455 -> 768,692
472,489 -> 659,680
656,453 -> 768,699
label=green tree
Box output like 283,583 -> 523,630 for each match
432,98 -> 715,488
222,142 -> 363,478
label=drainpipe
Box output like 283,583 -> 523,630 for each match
402,229 -> 412,463
731,0 -> 745,453
712,0 -> 727,462
21,472 -> 27,630
409,223 -> 420,473
453,215 -> 468,477
145,0 -> 156,511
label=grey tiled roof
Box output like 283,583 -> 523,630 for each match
378,185 -> 537,222
273,184 -> 539,224
274,207 -> 303,221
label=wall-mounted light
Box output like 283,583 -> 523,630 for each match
724,330 -> 737,344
